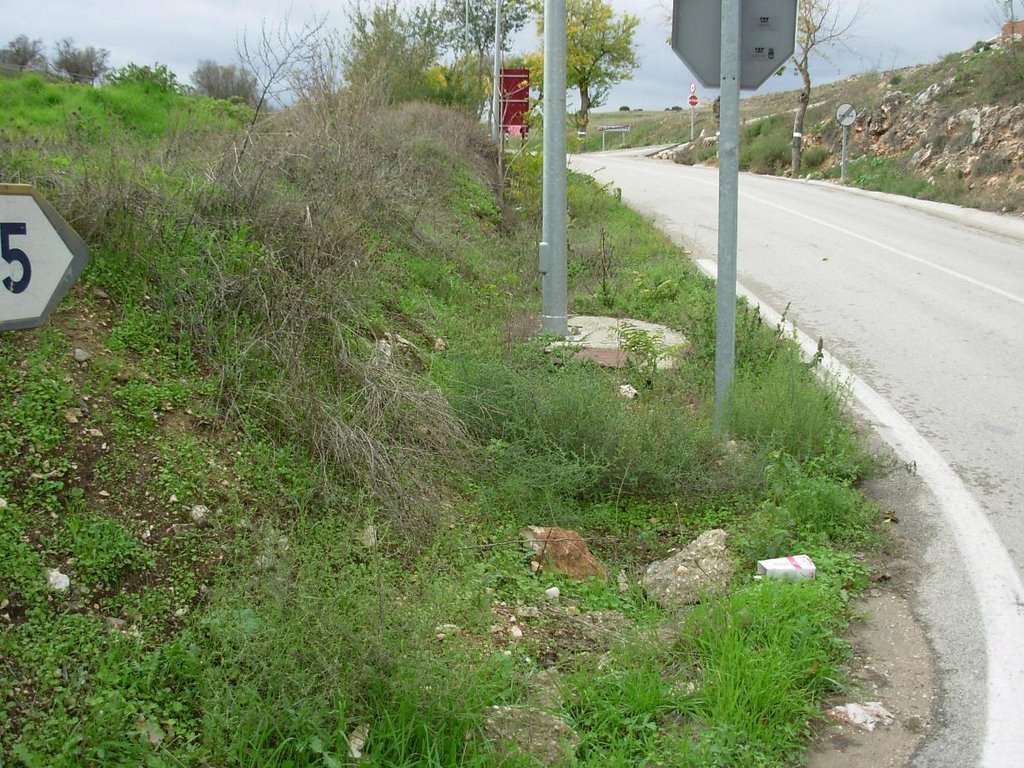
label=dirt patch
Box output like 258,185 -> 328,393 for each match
807,585 -> 934,767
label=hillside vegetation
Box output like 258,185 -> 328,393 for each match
2,70 -> 882,767
591,37 -> 1024,214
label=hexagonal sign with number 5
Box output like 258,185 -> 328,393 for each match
0,184 -> 89,331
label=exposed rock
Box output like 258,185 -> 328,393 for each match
170,523 -> 196,536
618,384 -> 639,399
47,568 -> 71,592
522,526 -> 606,579
358,523 -> 378,549
947,107 -> 983,147
73,347 -> 92,363
642,529 -> 734,608
914,80 -> 946,108
347,724 -> 369,760
525,669 -> 565,711
189,504 -> 211,527
482,706 -> 579,765
544,586 -> 561,601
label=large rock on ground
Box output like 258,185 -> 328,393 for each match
522,526 -> 606,579
483,706 -> 579,765
642,529 -> 734,608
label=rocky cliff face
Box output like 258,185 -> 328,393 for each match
847,41 -> 1024,211
859,81 -> 1024,183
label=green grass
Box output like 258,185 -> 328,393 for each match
1,70 -> 884,767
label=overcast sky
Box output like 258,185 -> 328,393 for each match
6,0 -> 1006,110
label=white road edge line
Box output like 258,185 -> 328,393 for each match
698,258 -> 1024,767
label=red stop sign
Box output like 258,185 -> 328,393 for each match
688,93 -> 699,107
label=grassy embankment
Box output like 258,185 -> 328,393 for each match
585,39 -> 1024,213
2,72 -> 882,767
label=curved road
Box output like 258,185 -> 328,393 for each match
569,150 -> 1024,767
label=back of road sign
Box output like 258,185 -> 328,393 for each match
671,0 -> 798,90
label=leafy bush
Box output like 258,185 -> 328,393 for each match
800,146 -> 829,173
740,115 -> 791,174
105,63 -> 183,94
726,356 -> 871,480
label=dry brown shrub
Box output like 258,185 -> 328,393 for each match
20,87 -> 499,543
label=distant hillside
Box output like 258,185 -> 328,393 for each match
589,36 -> 1024,215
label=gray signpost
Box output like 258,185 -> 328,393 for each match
671,0 -> 797,429
540,0 -> 568,336
1,184 -> 88,331
835,102 -> 857,183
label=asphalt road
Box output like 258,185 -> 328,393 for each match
569,149 -> 1024,767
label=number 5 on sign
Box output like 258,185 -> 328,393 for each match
0,185 -> 88,331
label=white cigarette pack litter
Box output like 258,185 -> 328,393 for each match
755,554 -> 816,581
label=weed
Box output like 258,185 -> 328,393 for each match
53,511 -> 154,590
678,580 -> 848,766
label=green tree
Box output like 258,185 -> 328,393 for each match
790,0 -> 861,177
1,35 -> 46,71
342,1 -> 448,106
106,63 -> 183,94
441,0 -> 531,114
531,0 -> 639,133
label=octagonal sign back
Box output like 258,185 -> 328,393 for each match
1,184 -> 89,331
672,0 -> 798,90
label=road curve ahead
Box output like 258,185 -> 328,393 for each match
569,150 -> 1024,767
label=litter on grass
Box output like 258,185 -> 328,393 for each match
755,554 -> 816,581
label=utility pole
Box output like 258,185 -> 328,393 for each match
540,0 -> 568,336
492,0 -> 502,142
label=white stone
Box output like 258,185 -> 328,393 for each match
347,724 -> 369,760
47,568 -> 71,592
544,586 -> 560,601
189,504 -> 211,527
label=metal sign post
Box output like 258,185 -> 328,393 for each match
597,124 -> 631,151
835,103 -> 857,183
1,184 -> 88,331
492,0 -> 503,142
714,0 -> 741,431
540,0 -> 567,336
671,0 -> 798,431
688,83 -> 698,141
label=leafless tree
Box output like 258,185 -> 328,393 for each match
1,35 -> 46,71
191,60 -> 258,105
53,38 -> 110,84
236,14 -> 327,117
791,0 -> 862,177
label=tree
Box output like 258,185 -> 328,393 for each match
532,0 -> 639,133
107,63 -> 183,94
191,60 -> 258,105
440,0 -> 531,114
790,1 -> 861,177
341,1 -> 448,106
1,35 -> 46,71
53,38 -> 110,84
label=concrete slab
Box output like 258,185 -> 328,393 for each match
553,314 -> 688,370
